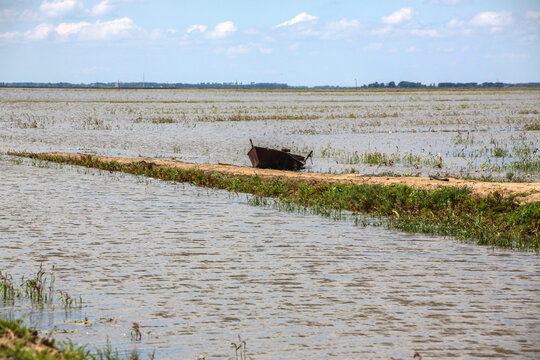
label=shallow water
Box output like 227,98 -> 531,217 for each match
1,157 -> 539,359
1,88 -> 539,179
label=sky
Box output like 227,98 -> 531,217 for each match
0,0 -> 539,86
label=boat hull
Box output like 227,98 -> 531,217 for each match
248,146 -> 306,171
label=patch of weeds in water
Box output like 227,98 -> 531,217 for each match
492,147 -> 508,157
1,272 -> 19,303
82,117 -> 111,130
230,335 -> 248,360
507,157 -> 540,173
11,152 -> 540,251
151,116 -> 176,124
16,119 -> 39,129
361,151 -> 392,166
524,122 -> 540,131
2,265 -> 82,310
7,156 -> 23,165
517,109 -> 539,115
453,131 -> 475,146
196,113 -> 319,122
131,322 -> 142,342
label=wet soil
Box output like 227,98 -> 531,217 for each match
46,152 -> 540,203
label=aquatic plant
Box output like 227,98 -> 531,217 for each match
131,322 -> 142,342
0,272 -> 18,302
230,335 -> 247,360
151,116 -> 176,124
1,266 -> 82,310
524,123 -> 540,131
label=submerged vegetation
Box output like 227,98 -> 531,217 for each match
10,152 -> 540,251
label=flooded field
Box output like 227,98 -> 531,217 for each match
0,87 -> 539,179
1,88 -> 539,359
1,157 -> 539,359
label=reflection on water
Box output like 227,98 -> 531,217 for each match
1,157 -> 539,359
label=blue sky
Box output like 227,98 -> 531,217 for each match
1,0 -> 539,86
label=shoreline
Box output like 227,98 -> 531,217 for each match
37,152 -> 540,203
8,151 -> 539,251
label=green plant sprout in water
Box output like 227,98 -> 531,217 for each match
131,322 -> 142,342
229,335 -> 247,360
0,272 -> 19,302
1,265 -> 82,310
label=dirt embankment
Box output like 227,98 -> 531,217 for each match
47,152 -> 540,203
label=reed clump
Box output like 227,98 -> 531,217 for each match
11,152 -> 540,251
1,266 -> 81,309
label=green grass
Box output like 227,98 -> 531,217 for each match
10,152 -> 540,251
0,316 -> 142,360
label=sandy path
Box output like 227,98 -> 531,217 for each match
46,152 -> 540,203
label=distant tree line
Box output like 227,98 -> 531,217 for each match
0,81 -> 291,89
359,81 -> 540,88
1,81 -> 539,89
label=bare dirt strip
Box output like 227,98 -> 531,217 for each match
46,152 -> 540,203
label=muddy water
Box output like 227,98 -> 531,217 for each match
1,157 -> 539,359
1,88 -> 539,179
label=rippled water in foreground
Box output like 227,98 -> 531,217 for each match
1,157 -> 539,359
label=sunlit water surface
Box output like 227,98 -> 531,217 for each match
1,88 -> 539,179
1,157 -> 539,359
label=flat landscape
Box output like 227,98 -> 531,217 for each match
1,87 -> 539,180
1,87 -> 539,359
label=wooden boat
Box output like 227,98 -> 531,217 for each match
248,139 -> 313,171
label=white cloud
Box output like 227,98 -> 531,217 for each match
323,18 -> 360,39
288,43 -> 299,51
525,11 -> 540,20
28,17 -> 139,40
487,52 -> 528,62
0,9 -> 17,23
80,66 -> 105,74
360,42 -> 382,51
410,28 -> 439,37
259,47 -> 273,54
446,18 -> 464,28
437,47 -> 455,52
382,7 -> 414,24
40,0 -> 82,18
187,24 -> 207,33
371,26 -> 392,36
274,12 -> 318,28
83,17 -> 138,40
0,31 -> 19,41
24,23 -> 54,40
206,21 -> 237,39
407,46 -> 420,52
56,21 -> 90,36
428,0 -> 463,5
470,11 -> 513,27
20,10 -> 41,21
90,0 -> 116,16
226,45 -> 248,55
